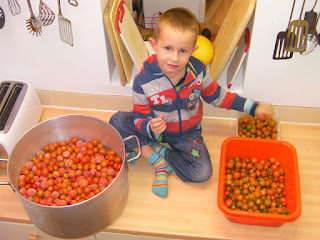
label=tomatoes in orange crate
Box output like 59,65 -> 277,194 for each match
18,137 -> 123,207
238,114 -> 279,140
223,156 -> 289,215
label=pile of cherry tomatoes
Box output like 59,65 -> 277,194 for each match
238,114 -> 278,139
18,137 -> 123,206
224,156 -> 289,215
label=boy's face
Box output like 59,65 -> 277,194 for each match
150,27 -> 198,81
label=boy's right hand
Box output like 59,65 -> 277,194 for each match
255,103 -> 273,120
150,113 -> 167,135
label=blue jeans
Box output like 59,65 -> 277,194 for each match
109,111 -> 213,183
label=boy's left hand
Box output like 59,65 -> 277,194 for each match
255,103 -> 273,120
150,113 -> 167,135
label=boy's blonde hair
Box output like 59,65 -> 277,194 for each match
153,7 -> 200,44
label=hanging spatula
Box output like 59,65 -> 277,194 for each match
7,0 -> 21,16
38,0 -> 55,26
285,0 -> 309,52
273,0 -> 296,60
57,0 -> 73,46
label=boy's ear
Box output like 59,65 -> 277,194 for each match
148,37 -> 157,52
192,46 -> 198,54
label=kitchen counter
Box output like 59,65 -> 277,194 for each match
1,107 -> 320,240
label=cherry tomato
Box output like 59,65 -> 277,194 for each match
224,156 -> 289,214
18,180 -> 26,188
71,137 -> 78,144
99,148 -> 107,156
114,156 -> 122,163
238,115 -> 278,139
225,199 -> 233,208
91,139 -> 99,146
21,168 -> 30,176
19,137 -> 122,207
232,172 -> 240,180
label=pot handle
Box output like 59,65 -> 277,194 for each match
0,158 -> 17,191
0,158 -> 10,186
123,135 -> 141,163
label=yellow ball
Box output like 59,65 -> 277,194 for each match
192,35 -> 214,66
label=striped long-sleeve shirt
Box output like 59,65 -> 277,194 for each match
132,54 -> 258,138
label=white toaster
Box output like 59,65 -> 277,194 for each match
0,80 -> 43,159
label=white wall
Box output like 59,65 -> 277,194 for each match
243,0 -> 320,108
0,0 -> 132,95
1,0 -> 320,108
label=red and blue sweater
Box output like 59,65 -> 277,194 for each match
132,54 -> 258,137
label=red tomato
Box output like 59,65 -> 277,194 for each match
114,156 -> 122,163
232,172 -> 240,180
99,148 -> 107,156
225,199 -> 233,208
224,156 -> 288,214
21,168 -> 30,176
71,137 -> 78,144
19,137 -> 124,206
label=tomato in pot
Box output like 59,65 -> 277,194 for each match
18,137 -> 123,207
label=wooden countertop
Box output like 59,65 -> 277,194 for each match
1,107 -> 320,240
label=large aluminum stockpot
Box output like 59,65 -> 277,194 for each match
0,114 -> 140,239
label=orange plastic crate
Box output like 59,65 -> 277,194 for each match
217,137 -> 302,227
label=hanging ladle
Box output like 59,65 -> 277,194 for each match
304,0 -> 318,31
301,11 -> 320,55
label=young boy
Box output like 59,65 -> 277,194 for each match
109,7 -> 273,198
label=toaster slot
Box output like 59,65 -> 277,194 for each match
0,82 -> 10,106
0,82 -> 27,133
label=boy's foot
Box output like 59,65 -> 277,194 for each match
147,152 -> 170,198
126,152 -> 137,164
127,143 -> 174,175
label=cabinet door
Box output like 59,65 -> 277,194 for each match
0,221 -> 181,240
0,221 -> 97,240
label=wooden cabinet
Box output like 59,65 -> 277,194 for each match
0,221 -> 180,240
0,221 -> 93,240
